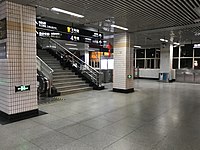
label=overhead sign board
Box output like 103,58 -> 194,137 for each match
36,20 -> 103,45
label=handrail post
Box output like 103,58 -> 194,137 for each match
49,72 -> 53,96
98,72 -> 103,87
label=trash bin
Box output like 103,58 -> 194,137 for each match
159,73 -> 169,82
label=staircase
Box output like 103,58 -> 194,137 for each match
37,49 -> 93,95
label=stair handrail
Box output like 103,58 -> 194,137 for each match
49,38 -> 103,87
50,39 -> 100,74
36,56 -> 54,94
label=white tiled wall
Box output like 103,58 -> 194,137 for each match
0,1 -> 37,115
113,33 -> 134,90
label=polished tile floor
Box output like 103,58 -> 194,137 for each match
0,80 -> 200,150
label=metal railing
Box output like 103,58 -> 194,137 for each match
36,56 -> 54,94
39,37 -> 104,88
51,39 -> 104,87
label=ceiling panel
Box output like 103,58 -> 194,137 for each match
7,0 -> 200,46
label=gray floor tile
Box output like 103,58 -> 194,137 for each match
104,139 -> 151,150
31,114 -> 62,124
153,136 -> 200,150
57,140 -> 100,150
66,113 -> 95,123
98,111 -> 128,122
20,124 -> 53,141
81,118 -> 113,129
2,80 -> 200,150
44,118 -> 76,130
52,110 -> 79,119
115,117 -> 146,129
123,130 -> 164,148
58,124 -> 96,139
136,124 -> 170,137
100,122 -> 134,138
4,119 -> 39,133
0,134 -> 27,150
8,142 -> 42,150
31,131 -> 75,150
79,131 -> 119,149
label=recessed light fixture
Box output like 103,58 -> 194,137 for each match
51,7 -> 84,18
111,24 -> 128,31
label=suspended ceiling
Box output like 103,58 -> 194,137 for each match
7,0 -> 200,46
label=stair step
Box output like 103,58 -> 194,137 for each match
53,75 -> 78,79
38,49 -> 93,95
56,84 -> 89,91
59,87 -> 93,95
53,72 -> 75,76
37,54 -> 55,58
48,65 -> 62,68
50,67 -> 63,69
53,78 -> 83,83
41,59 -> 58,62
53,69 -> 72,72
53,81 -> 86,86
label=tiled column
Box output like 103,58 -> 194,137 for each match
160,33 -> 174,81
0,1 -> 38,120
113,32 -> 134,93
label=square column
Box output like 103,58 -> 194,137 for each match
113,32 -> 134,93
0,1 -> 38,121
160,42 -> 173,81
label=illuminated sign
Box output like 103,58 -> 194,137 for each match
36,20 -> 103,45
194,44 -> 200,48
127,75 -> 132,79
15,85 -> 30,92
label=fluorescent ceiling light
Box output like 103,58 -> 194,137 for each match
134,45 -> 141,48
111,24 -> 128,31
51,7 -> 84,18
173,42 -> 180,45
65,43 -> 77,47
69,47 -> 78,50
160,39 -> 168,42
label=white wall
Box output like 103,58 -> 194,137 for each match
135,69 -> 176,79
136,69 -> 160,79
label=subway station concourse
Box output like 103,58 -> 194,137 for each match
0,0 -> 200,149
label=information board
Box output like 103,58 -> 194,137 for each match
0,18 -> 7,40
36,20 -> 103,45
